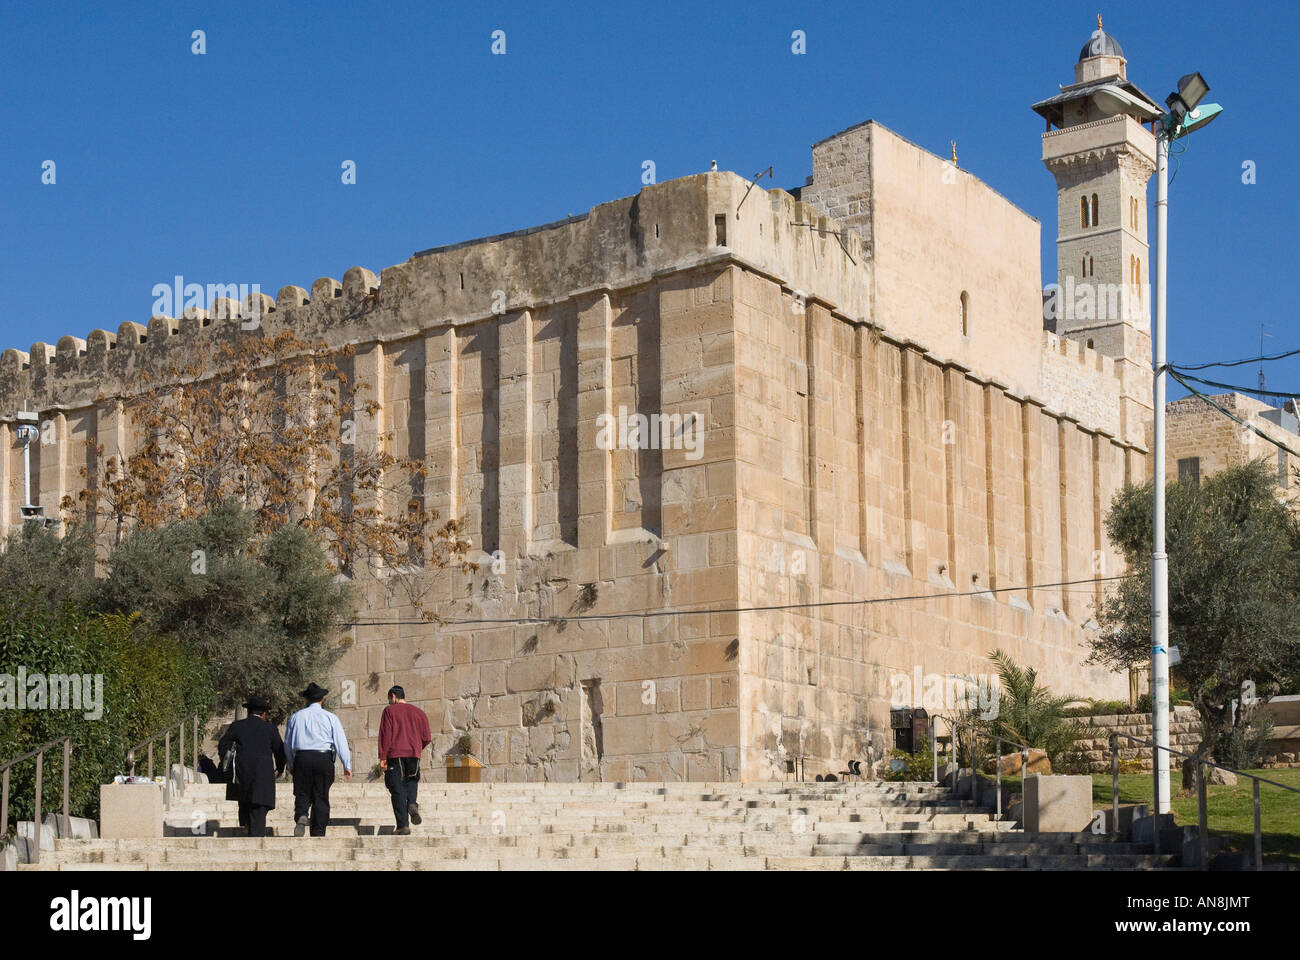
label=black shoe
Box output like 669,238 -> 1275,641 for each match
294,815 -> 309,838
396,826 -> 411,836
408,803 -> 422,826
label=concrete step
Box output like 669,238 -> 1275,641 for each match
16,779 -> 1187,872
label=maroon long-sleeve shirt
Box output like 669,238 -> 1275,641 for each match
378,701 -> 432,760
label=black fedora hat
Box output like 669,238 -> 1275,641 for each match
244,695 -> 270,712
300,682 -> 329,701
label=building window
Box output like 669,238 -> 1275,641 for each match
1178,457 -> 1201,486
1081,196 -> 1089,228
1091,193 -> 1099,226
1081,252 -> 1094,277
960,290 -> 969,336
714,214 -> 727,246
1086,339 -> 1094,349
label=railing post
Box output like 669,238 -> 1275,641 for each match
971,733 -> 979,804
178,721 -> 184,774
1,767 -> 9,843
1020,747 -> 1027,787
193,716 -> 200,775
951,724 -> 958,791
164,730 -> 170,780
148,741 -> 154,779
931,721 -> 938,783
33,749 -> 43,866
1110,733 -> 1120,837
1252,779 -> 1262,871
62,738 -> 70,821
1197,760 -> 1209,869
995,739 -> 1002,819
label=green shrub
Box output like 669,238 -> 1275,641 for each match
884,747 -> 935,782
0,603 -> 212,833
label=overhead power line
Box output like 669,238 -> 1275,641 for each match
1169,369 -> 1300,399
339,575 -> 1129,628
1168,370 -> 1300,460
1173,346 -> 1300,370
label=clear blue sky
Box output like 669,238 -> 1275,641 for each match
2,0 -> 1295,400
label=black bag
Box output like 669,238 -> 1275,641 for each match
221,744 -> 239,785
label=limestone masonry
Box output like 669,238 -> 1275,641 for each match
1,27 -> 1162,781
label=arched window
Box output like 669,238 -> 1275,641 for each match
1081,196 -> 1089,228
1091,193 -> 1099,226
1088,254 -> 1094,276
960,291 -> 969,336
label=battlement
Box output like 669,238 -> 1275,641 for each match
1038,330 -> 1126,437
0,171 -> 870,415
1042,329 -> 1117,379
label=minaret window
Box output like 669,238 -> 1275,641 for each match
1081,196 -> 1089,228
960,290 -> 969,336
1090,193 -> 1099,226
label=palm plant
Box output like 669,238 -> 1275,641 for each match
981,649 -> 1086,765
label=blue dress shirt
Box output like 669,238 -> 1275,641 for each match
284,702 -> 352,772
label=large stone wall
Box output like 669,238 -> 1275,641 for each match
0,128 -> 1140,781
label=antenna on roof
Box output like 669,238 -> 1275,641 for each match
1260,322 -> 1272,392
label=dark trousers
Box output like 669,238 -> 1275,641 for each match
292,751 -> 335,836
384,758 -> 420,829
239,801 -> 270,837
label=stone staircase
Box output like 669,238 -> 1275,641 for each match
18,779 -> 1184,871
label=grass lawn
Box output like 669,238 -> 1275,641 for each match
995,768 -> 1300,866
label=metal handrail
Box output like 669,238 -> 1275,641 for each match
127,714 -> 202,781
0,736 -> 73,866
1109,730 -> 1300,870
932,715 -> 1034,819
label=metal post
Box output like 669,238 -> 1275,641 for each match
62,738 -> 70,821
164,730 -> 170,780
1110,733 -> 1120,837
193,716 -> 200,775
1021,747 -> 1027,786
148,741 -> 154,779
931,721 -> 938,783
1,767 -> 9,842
1197,761 -> 1209,869
1150,121 -> 1172,817
178,722 -> 184,774
33,750 -> 43,866
1252,779 -> 1262,871
995,739 -> 1002,819
971,733 -> 979,804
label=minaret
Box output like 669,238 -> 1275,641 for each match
1033,18 -> 1163,447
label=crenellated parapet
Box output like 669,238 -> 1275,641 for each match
0,172 -> 874,417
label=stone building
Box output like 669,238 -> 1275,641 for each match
1165,392 -> 1300,501
0,25 -> 1157,781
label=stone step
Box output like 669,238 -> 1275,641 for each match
813,841 -> 1157,857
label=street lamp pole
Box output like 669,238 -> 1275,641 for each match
1151,124 -> 1171,817
1149,71 -> 1217,818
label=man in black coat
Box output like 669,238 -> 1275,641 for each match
217,696 -> 286,838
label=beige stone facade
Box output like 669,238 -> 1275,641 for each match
1,34 -> 1160,781
1165,392 -> 1300,500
